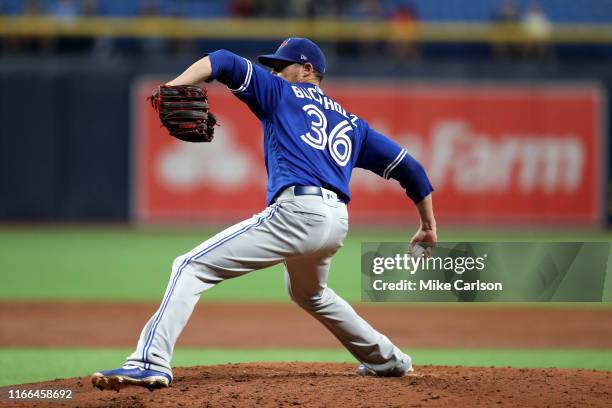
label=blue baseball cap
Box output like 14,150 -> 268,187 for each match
258,38 -> 326,74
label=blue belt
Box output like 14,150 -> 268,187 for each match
293,186 -> 347,203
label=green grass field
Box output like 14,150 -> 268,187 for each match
1,226 -> 611,301
0,226 -> 610,386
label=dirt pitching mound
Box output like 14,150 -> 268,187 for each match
4,363 -> 611,407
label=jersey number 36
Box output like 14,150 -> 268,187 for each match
300,104 -> 353,167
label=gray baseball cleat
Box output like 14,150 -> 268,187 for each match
91,365 -> 172,391
356,362 -> 414,377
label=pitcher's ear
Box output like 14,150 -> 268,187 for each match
303,62 -> 314,73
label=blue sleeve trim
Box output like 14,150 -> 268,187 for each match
208,49 -> 249,91
228,58 -> 253,94
207,49 -> 283,118
383,148 -> 407,179
388,154 -> 434,204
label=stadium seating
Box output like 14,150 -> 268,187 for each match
1,0 -> 611,23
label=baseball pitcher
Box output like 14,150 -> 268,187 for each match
92,37 -> 436,391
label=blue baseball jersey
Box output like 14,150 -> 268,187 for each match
208,50 -> 433,205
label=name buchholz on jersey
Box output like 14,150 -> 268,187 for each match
291,86 -> 359,126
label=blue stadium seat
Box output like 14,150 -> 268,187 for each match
1,0 -> 23,14
96,0 -> 140,17
405,0 -> 612,23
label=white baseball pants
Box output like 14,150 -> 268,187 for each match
125,187 -> 410,377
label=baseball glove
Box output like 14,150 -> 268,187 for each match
149,85 -> 217,143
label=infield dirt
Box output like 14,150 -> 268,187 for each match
2,302 -> 612,348
2,363 -> 611,407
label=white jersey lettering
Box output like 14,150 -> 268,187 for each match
294,86 -> 359,123
323,96 -> 335,111
307,87 -> 323,104
292,86 -> 305,98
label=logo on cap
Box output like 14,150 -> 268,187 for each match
279,39 -> 290,49
300,54 -> 307,61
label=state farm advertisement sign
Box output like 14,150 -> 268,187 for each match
133,80 -> 603,225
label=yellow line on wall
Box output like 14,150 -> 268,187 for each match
0,17 -> 611,44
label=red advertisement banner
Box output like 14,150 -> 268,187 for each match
133,80 -> 603,225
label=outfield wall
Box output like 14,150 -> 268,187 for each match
0,57 -> 611,226
133,79 -> 603,225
